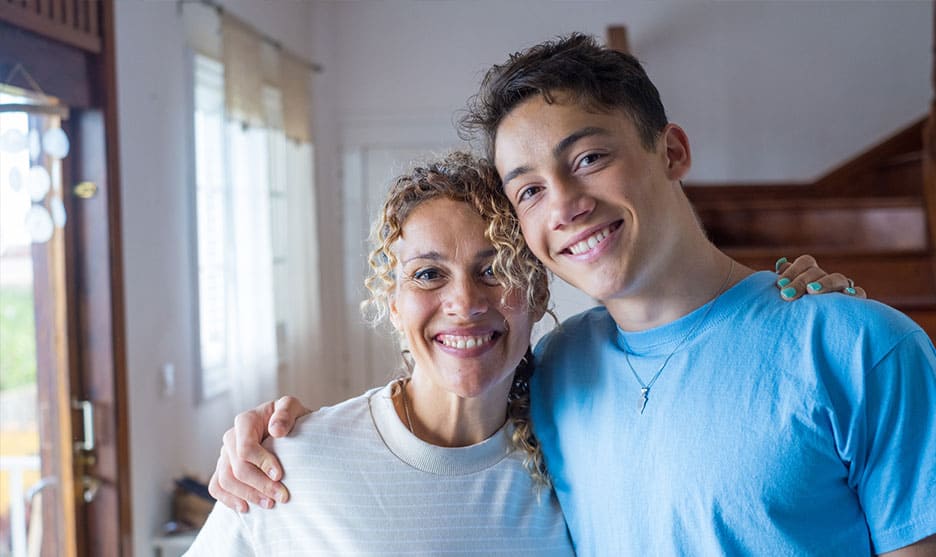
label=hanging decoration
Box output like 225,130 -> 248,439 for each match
1,63 -> 71,244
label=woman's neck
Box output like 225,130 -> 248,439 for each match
393,374 -> 511,447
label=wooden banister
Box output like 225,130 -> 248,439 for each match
684,116 -> 936,340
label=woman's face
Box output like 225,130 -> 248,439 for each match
389,197 -> 539,400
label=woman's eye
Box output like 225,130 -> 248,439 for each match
480,266 -> 500,285
517,185 -> 542,204
413,268 -> 441,281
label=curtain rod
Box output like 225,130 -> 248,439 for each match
177,0 -> 323,73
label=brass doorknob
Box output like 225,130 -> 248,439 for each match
73,181 -> 97,199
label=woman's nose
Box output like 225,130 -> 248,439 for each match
443,277 -> 489,319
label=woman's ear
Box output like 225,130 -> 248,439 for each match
661,123 -> 691,181
388,293 -> 400,331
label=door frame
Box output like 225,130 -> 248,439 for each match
0,2 -> 132,554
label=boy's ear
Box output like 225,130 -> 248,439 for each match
661,123 -> 691,180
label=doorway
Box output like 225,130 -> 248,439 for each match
0,7 -> 130,556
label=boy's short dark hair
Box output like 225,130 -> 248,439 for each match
460,33 -> 669,158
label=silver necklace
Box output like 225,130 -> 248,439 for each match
624,260 -> 734,414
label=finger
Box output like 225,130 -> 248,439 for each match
233,407 -> 282,478
775,254 -> 819,301
208,456 -> 248,513
833,275 -> 868,299
799,272 -> 851,296
230,421 -> 290,501
227,452 -> 289,506
268,396 -> 313,438
775,254 -> 817,283
779,265 -> 827,301
217,429 -> 279,507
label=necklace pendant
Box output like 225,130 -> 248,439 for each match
639,387 -> 649,414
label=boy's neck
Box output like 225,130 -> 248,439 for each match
604,241 -> 751,332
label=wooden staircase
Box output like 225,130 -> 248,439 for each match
685,118 -> 936,341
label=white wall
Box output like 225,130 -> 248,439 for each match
328,0 -> 929,181
113,1 -> 930,554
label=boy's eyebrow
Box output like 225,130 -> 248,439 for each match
552,126 -> 612,158
500,126 -> 612,187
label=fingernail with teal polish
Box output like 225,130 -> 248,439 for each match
775,257 -> 788,272
845,287 -> 857,296
776,277 -> 791,288
781,287 -> 797,298
807,282 -> 822,293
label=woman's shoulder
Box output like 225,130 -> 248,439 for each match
263,385 -> 383,456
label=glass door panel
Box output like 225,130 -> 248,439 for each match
1,87 -> 77,557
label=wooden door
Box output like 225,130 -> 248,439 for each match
0,2 -> 130,555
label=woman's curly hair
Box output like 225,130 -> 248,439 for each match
362,150 -> 553,488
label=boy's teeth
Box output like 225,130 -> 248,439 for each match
569,226 -> 611,255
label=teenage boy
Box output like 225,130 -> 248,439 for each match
209,34 -> 935,555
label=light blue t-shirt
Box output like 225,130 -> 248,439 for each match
531,271 -> 936,556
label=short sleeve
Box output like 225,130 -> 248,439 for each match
183,502 -> 256,557
852,331 -> 936,553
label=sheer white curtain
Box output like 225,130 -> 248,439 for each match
187,3 -> 317,408
264,88 -> 319,400
226,123 -> 278,409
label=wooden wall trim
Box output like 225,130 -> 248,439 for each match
924,1 -> 936,254
607,25 -> 629,54
0,21 -> 92,108
0,0 -> 102,53
816,118 -> 926,195
98,0 -> 133,552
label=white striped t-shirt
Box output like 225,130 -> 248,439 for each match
185,382 -> 574,556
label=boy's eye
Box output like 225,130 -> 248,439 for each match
578,152 -> 603,169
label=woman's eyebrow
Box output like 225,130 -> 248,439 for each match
402,252 -> 444,265
475,248 -> 497,261
402,247 -> 496,265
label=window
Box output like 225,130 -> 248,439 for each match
193,55 -> 229,398
262,86 -> 290,366
192,52 -> 280,403
183,0 -> 323,405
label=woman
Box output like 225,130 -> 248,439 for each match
185,152 -> 575,555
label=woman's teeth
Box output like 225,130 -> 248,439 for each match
438,333 -> 494,349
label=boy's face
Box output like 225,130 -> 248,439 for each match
493,92 -> 690,303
